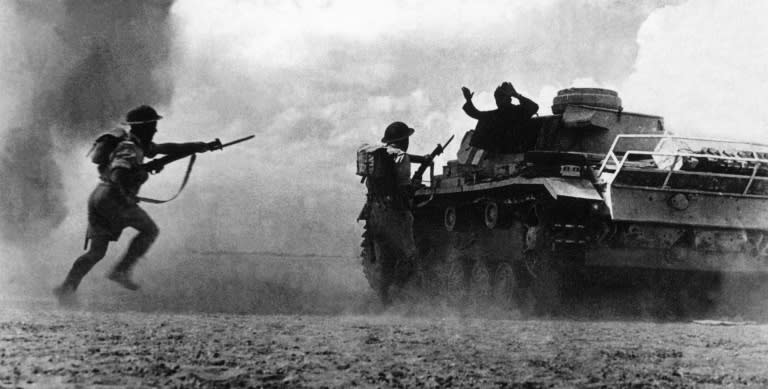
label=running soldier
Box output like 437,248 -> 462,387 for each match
54,105 -> 213,303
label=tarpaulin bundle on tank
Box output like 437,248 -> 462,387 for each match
679,148 -> 768,176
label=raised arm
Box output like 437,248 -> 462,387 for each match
408,154 -> 429,164
516,94 -> 539,118
461,86 -> 484,119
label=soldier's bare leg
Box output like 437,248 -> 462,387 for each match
54,238 -> 110,302
107,205 -> 159,290
373,240 -> 396,305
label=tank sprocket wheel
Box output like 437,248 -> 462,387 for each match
468,260 -> 492,305
492,263 -> 517,308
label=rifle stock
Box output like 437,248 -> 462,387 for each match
142,152 -> 195,174
411,134 -> 454,184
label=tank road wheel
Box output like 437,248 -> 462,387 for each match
483,202 -> 499,229
527,254 -> 561,315
438,255 -> 466,304
483,201 -> 514,229
468,260 -> 492,306
492,263 -> 517,308
524,225 -> 562,316
413,238 -> 442,298
444,206 -> 475,232
444,206 -> 458,231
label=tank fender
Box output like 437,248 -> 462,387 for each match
541,177 -> 603,201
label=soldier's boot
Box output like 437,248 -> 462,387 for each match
107,227 -> 157,291
52,283 -> 78,306
106,271 -> 140,291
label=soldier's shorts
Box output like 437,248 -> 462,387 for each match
86,183 -> 155,241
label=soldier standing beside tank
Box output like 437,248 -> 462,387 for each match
53,105 -> 213,303
364,122 -> 428,303
461,81 -> 539,155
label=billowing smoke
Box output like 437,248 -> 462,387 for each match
622,0 -> 768,139
0,0 -> 175,243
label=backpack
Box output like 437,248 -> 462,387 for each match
356,143 -> 390,178
357,143 -> 401,202
88,128 -> 128,166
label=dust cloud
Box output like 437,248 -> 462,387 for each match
0,0 -> 176,301
0,0 -> 174,243
2,0 -> 767,318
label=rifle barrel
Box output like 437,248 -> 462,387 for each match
221,134 -> 255,148
443,134 -> 455,148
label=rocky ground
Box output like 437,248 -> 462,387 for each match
1,253 -> 768,388
2,304 -> 768,388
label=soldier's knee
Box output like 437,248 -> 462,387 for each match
144,223 -> 159,241
87,239 -> 109,259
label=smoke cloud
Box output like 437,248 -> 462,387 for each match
622,0 -> 768,139
0,0 -> 175,243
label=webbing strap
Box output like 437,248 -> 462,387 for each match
137,154 -> 196,204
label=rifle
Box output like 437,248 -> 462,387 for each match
143,134 -> 255,174
411,134 -> 454,185
136,134 -> 254,204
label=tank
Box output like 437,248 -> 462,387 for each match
359,88 -> 768,315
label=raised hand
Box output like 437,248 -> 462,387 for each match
461,86 -> 474,101
499,82 -> 519,97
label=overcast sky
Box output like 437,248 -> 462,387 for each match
2,0 -> 768,268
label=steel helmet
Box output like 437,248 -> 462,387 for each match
381,121 -> 415,143
122,105 -> 163,125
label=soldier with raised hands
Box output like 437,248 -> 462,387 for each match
461,81 -> 539,155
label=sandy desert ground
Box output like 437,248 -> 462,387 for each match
2,253 -> 768,388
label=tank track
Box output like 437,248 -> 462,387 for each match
360,222 -> 387,302
362,196 -> 768,319
400,195 -> 563,312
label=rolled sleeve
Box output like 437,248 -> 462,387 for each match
109,141 -> 141,172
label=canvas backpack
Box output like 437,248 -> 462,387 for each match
357,143 -> 392,179
88,128 -> 128,166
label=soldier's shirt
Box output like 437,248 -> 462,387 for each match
385,145 -> 411,186
103,134 -> 158,197
88,133 -> 158,241
462,95 -> 539,154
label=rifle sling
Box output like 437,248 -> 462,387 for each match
137,154 -> 196,204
